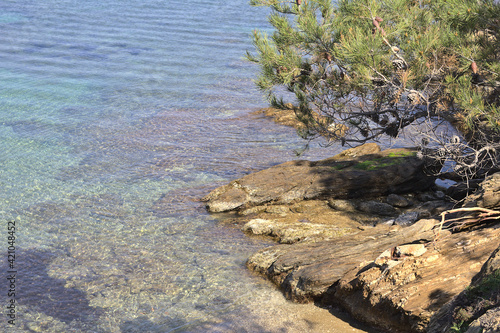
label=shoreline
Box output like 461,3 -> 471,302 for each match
206,107 -> 500,332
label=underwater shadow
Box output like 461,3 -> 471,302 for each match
5,248 -> 103,324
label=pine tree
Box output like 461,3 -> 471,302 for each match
248,0 -> 500,179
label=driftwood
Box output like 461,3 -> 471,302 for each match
435,207 -> 500,238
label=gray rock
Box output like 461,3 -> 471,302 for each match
417,192 -> 436,202
465,307 -> 500,333
386,193 -> 410,207
445,179 -> 483,201
327,199 -> 357,212
357,200 -> 398,216
434,190 -> 446,199
394,211 -> 420,226
412,200 -> 454,218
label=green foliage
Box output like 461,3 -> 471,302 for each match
387,151 -> 417,158
449,320 -> 466,333
449,269 -> 500,332
353,155 -> 410,170
248,0 -> 500,178
248,2 -> 498,134
465,269 -> 500,299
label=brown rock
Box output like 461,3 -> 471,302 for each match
237,200 -> 383,242
464,172 -> 500,209
445,179 -> 483,201
395,243 -> 427,257
242,218 -> 353,244
333,224 -> 500,333
246,219 -> 438,303
428,243 -> 500,333
203,144 -> 435,213
245,212 -> 500,333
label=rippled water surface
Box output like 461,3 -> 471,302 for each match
0,1 -> 375,332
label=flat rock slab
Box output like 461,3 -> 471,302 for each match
246,219 -> 439,302
203,143 -> 436,213
238,199 -> 387,243
428,243 -> 500,333
332,224 -> 500,333
247,217 -> 500,333
242,218 -> 354,244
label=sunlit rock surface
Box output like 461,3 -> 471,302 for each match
203,143 -> 436,213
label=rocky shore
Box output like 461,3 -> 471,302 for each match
203,117 -> 500,332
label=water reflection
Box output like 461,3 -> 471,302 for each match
0,0 -> 377,331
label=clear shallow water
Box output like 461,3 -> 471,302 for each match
0,1 -> 373,332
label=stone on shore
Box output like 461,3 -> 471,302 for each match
387,193 -> 411,207
357,200 -> 397,216
203,143 -> 436,213
246,217 -> 500,332
242,218 -> 353,244
246,219 -> 439,302
203,135 -> 500,332
332,225 -> 500,333
428,243 -> 500,333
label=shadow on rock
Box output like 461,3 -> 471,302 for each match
427,289 -> 454,312
323,304 -> 384,333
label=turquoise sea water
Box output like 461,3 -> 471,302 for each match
0,1 -> 374,332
